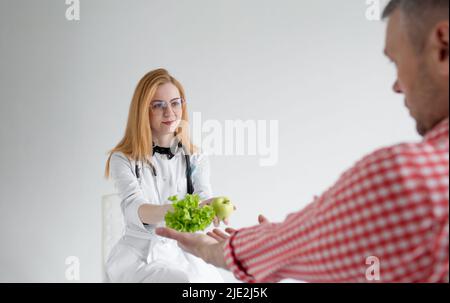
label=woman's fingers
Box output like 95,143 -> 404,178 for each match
200,198 -> 214,207
213,216 -> 230,227
213,217 -> 219,227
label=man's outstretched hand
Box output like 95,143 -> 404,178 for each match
206,215 -> 270,242
155,215 -> 270,270
155,226 -> 229,269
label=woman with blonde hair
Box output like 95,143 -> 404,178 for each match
104,69 -> 224,283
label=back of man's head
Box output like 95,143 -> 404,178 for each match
383,0 -> 449,53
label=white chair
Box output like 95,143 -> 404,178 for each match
101,194 -> 125,282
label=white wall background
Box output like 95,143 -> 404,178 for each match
0,0 -> 420,282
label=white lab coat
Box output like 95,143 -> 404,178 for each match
105,147 -> 224,283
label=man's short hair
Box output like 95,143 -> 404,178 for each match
382,0 -> 449,52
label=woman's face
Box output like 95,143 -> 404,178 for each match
149,82 -> 183,137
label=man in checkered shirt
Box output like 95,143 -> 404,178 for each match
157,0 -> 449,283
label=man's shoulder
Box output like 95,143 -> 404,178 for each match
359,140 -> 446,167
343,140 -> 448,182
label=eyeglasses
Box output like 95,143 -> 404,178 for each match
149,98 -> 184,114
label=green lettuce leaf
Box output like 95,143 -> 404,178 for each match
164,194 -> 215,232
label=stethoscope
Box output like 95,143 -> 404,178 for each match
134,141 -> 194,195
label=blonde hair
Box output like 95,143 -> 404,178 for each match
105,68 -> 196,178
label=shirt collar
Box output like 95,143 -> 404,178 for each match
424,118 -> 449,143
152,140 -> 183,160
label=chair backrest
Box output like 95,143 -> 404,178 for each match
101,194 -> 125,282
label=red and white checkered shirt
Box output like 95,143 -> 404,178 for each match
224,118 -> 449,283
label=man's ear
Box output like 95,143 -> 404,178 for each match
430,21 -> 449,76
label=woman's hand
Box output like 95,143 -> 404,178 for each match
200,197 -> 237,227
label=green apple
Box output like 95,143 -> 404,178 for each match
212,197 -> 235,221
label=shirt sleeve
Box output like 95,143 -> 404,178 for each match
109,152 -> 148,233
190,153 -> 214,201
223,144 -> 447,283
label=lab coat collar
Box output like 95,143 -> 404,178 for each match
152,139 -> 183,160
